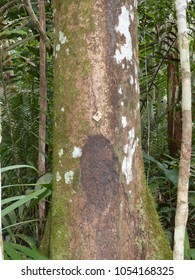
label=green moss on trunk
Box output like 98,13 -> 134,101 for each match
50,0 -> 172,260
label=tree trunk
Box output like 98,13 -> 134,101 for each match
167,48 -> 181,156
0,80 -> 3,259
38,0 -> 47,234
50,0 -> 172,260
173,0 -> 192,260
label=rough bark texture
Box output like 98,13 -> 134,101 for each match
167,52 -> 182,156
174,0 -> 192,260
38,0 -> 47,229
50,0 -> 172,260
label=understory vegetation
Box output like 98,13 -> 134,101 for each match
0,0 -> 194,259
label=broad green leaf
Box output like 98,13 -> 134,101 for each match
36,172 -> 52,186
164,168 -> 178,186
143,151 -> 178,185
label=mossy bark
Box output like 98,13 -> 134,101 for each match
50,0 -> 172,259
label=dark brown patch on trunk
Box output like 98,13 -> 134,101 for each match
81,134 -> 119,210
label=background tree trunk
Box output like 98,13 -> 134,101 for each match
0,90 -> 3,260
167,49 -> 181,156
50,0 -> 172,260
38,0 -> 47,234
173,0 -> 192,260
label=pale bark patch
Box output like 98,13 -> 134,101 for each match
114,6 -> 132,65
122,128 -> 139,184
64,171 -> 74,184
58,149 -> 64,157
72,146 -> 82,158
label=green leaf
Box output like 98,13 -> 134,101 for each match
1,188 -> 47,217
28,188 -> 52,210
37,172 -> 52,184
35,173 -> 53,190
1,164 -> 38,173
2,219 -> 38,231
0,29 -> 27,40
164,168 -> 178,186
184,230 -> 191,260
190,249 -> 195,260
143,151 -> 178,185
11,243 -> 48,260
4,242 -> 24,260
14,234 -> 37,250
3,242 -> 48,260
1,196 -> 26,206
189,191 -> 195,207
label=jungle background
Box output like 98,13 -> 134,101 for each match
0,0 -> 195,259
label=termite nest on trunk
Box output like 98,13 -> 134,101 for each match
80,134 -> 119,210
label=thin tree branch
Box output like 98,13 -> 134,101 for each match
21,0 -> 51,49
0,0 -> 18,14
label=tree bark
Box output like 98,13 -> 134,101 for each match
50,0 -> 172,260
0,46 -> 4,260
0,55 -> 3,257
173,0 -> 192,260
22,0 -> 51,49
38,0 -> 47,230
167,49 -> 181,156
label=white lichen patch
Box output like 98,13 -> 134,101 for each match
137,85 -> 140,95
120,201 -> 124,209
130,75 -> 134,85
56,171 -> 62,182
123,144 -> 129,154
134,75 -> 140,94
114,6 -> 132,64
130,12 -> 134,22
122,128 -> 139,184
121,116 -> 127,128
64,171 -> 74,184
130,5 -> 134,21
59,31 -> 68,45
72,146 -> 82,158
56,44 -> 61,52
118,87 -> 122,95
134,63 -> 138,76
58,148 -> 64,158
135,79 -> 139,93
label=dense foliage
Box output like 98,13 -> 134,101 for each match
0,0 -> 194,259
